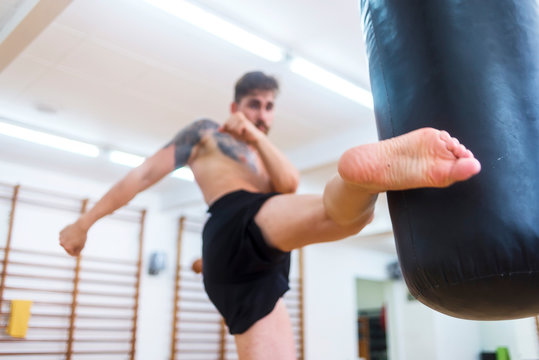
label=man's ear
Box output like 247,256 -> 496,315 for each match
230,102 -> 238,113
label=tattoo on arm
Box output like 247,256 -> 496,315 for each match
213,132 -> 258,172
165,119 -> 219,169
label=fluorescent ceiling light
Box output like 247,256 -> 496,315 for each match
143,0 -> 284,62
109,150 -> 194,182
289,57 -> 374,109
109,150 -> 145,167
0,121 -> 99,157
0,119 -> 195,182
143,0 -> 374,108
109,149 -> 194,182
172,167 -> 195,182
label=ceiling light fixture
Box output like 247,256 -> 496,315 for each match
0,119 -> 194,182
143,0 -> 284,62
289,57 -> 374,109
109,150 -> 145,167
0,121 -> 100,157
109,149 -> 194,182
143,0 -> 374,109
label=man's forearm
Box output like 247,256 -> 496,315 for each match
76,147 -> 174,230
76,172 -> 144,230
253,134 -> 300,193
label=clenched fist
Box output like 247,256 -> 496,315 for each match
191,258 -> 203,274
59,222 -> 87,257
219,112 -> 264,145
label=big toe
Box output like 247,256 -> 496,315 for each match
450,158 -> 481,182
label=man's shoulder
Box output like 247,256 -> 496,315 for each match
170,118 -> 219,139
167,118 -> 219,146
189,118 -> 219,129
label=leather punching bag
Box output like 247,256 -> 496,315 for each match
359,0 -> 539,320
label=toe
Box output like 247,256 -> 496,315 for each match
450,158 -> 481,182
439,130 -> 452,143
456,144 -> 468,158
439,131 -> 457,152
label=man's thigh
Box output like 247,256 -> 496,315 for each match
254,193 -> 362,252
234,299 -> 296,360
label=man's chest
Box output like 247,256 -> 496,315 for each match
198,131 -> 260,174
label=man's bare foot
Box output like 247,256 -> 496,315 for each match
338,128 -> 481,192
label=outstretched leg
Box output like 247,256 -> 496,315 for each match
245,128 -> 480,358
256,127 -> 481,251
324,127 -> 481,225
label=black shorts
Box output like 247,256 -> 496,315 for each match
202,190 -> 291,334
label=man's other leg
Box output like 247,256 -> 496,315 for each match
234,299 -> 296,360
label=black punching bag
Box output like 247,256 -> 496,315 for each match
359,0 -> 539,320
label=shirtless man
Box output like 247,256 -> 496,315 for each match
60,71 -> 481,359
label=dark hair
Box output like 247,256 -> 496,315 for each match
234,71 -> 279,103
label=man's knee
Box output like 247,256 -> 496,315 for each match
333,209 -> 375,237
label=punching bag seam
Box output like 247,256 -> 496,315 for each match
367,0 -> 396,139
402,193 -> 421,287
366,0 -> 421,281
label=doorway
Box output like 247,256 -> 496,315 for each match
356,278 -> 389,360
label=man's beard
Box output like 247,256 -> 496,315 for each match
255,120 -> 269,134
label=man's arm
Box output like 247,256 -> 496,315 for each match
220,113 -> 299,193
252,132 -> 300,194
60,119 -> 217,256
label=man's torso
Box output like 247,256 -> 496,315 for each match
187,120 -> 273,204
